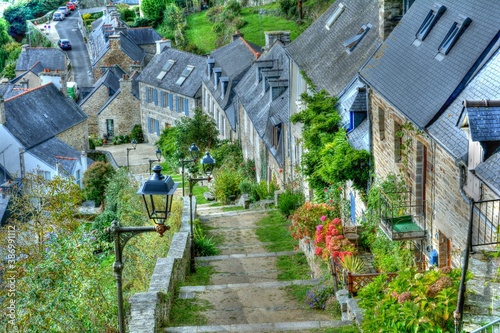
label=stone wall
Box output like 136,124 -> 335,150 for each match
56,121 -> 89,152
129,196 -> 193,333
81,85 -> 109,136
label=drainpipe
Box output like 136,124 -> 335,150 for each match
365,85 -> 372,193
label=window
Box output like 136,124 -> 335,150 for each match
343,24 -> 371,52
37,169 -> 51,180
176,65 -> 195,86
168,93 -> 173,110
156,60 -> 175,80
146,87 -> 153,104
438,15 -> 471,55
325,3 -> 345,30
161,91 -> 167,108
415,4 -> 446,41
178,96 -> 185,113
153,89 -> 158,106
394,122 -> 402,163
378,107 -> 385,140
273,124 -> 282,149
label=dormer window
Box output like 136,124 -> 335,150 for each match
415,3 -> 446,41
343,24 -> 371,53
438,15 -> 471,55
156,59 -> 175,80
325,3 -> 345,30
176,65 -> 195,86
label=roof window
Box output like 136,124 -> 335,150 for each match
416,3 -> 446,41
325,3 -> 345,30
343,24 -> 371,53
438,15 -> 471,55
156,59 -> 175,80
176,65 -> 195,86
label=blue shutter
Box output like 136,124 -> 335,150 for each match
160,91 -> 164,107
175,96 -> 179,113
168,93 -> 173,110
153,89 -> 158,106
155,119 -> 160,135
145,87 -> 150,103
184,99 -> 189,116
147,117 -> 152,133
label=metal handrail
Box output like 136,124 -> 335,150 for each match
470,318 -> 500,333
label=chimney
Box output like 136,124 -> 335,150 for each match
21,44 -> 29,52
264,31 -> 291,50
114,26 -> 127,34
108,35 -> 120,50
106,4 -> 116,16
0,95 -> 5,125
20,78 -> 28,89
379,0 -> 404,41
269,80 -> 288,102
155,39 -> 172,54
213,68 -> 222,88
81,151 -> 88,177
220,77 -> 229,96
207,58 -> 215,78
119,74 -> 133,94
232,30 -> 243,42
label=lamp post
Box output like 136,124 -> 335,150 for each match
108,165 -> 179,333
181,143 -> 200,196
126,139 -> 138,170
148,148 -> 162,175
188,151 -> 215,273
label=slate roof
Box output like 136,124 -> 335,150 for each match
428,47 -> 500,161
80,69 -> 121,106
137,47 -> 206,98
28,137 -> 82,175
235,43 -> 289,165
119,32 -> 146,63
359,0 -> 500,129
4,83 -> 87,149
0,84 -> 27,99
15,47 -> 66,72
467,107 -> 500,142
286,0 -> 382,97
475,152 -> 500,195
124,27 -> 162,45
203,37 -> 261,130
89,9 -> 129,65
10,62 -> 45,84
348,118 -> 369,151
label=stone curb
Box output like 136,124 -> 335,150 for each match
163,320 -> 353,332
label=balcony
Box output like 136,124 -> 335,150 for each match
378,190 -> 426,241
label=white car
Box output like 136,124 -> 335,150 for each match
58,6 -> 70,16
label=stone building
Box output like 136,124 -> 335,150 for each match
359,0 -> 500,267
202,32 -> 261,141
136,40 -> 206,144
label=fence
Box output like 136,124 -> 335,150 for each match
470,318 -> 500,333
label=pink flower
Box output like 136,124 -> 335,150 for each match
314,247 -> 323,256
316,224 -> 323,231
320,215 -> 326,222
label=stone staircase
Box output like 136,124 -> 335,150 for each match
163,206 -> 352,332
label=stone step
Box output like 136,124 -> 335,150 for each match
172,280 -> 334,329
163,320 -> 352,332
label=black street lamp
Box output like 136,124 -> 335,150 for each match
148,148 -> 162,175
108,165 -> 179,333
188,151 -> 215,273
181,143 -> 200,196
126,139 -> 138,170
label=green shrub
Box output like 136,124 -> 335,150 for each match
213,168 -> 242,204
83,161 -> 115,206
238,179 -> 254,195
277,189 -> 304,218
306,275 -> 335,309
131,124 -> 144,143
253,180 -> 277,201
193,219 -> 218,256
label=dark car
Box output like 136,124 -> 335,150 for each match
58,39 -> 72,50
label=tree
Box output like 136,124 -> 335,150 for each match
83,161 -> 115,206
141,0 -> 168,26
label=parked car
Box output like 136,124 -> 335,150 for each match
66,2 -> 76,10
58,39 -> 72,50
58,6 -> 70,16
52,12 -> 65,21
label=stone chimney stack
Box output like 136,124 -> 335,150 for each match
232,30 -> 244,42
0,95 -> 5,125
155,39 -> 172,54
264,31 -> 291,51
119,74 -> 132,94
108,35 -> 120,50
379,0 -> 404,41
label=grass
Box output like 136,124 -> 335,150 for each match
255,209 -> 297,252
184,3 -> 310,54
221,205 -> 244,212
276,253 -> 311,280
168,297 -> 213,326
182,264 -> 215,286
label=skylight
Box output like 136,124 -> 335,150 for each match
343,24 -> 371,52
438,15 -> 471,55
325,3 -> 345,30
156,60 -> 175,80
415,3 -> 446,41
176,65 -> 195,86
